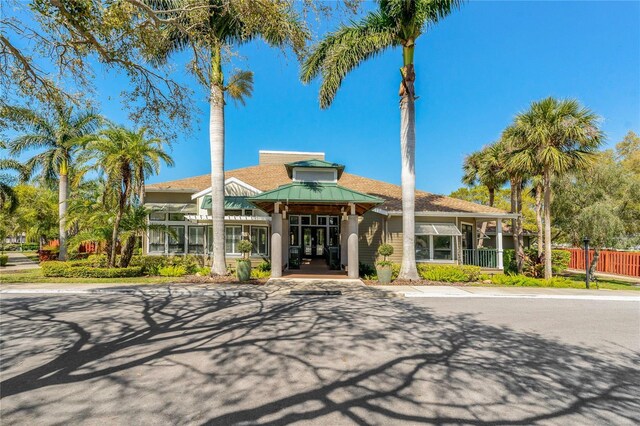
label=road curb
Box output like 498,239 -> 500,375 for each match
402,292 -> 640,301
0,288 -> 269,298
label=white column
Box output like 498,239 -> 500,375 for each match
496,218 -> 504,270
271,213 -> 283,277
347,214 -> 359,279
340,216 -> 348,269
281,217 -> 289,270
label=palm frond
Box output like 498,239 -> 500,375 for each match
224,70 -> 254,106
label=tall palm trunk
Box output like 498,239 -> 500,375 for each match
110,164 -> 130,267
477,187 -> 494,249
210,45 -> 227,276
516,181 -> 524,273
58,162 -> 68,261
120,174 -> 145,268
543,167 -> 553,279
510,178 -> 519,272
398,43 -> 419,280
534,181 -> 543,257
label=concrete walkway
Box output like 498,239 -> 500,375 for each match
0,252 -> 40,272
374,285 -> 640,301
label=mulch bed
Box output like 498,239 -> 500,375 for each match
363,279 -> 490,287
177,274 -> 268,285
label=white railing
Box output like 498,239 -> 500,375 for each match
463,249 -> 498,268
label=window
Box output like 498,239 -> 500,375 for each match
225,209 -> 242,216
168,213 -> 185,221
415,235 -> 454,261
251,227 -> 268,255
225,226 -> 242,254
188,226 -> 204,254
328,227 -> 340,247
293,170 -> 336,182
243,209 -> 253,216
415,235 -> 430,261
168,225 -> 185,254
289,215 -> 299,225
433,236 -> 453,260
289,225 -> 299,246
329,216 -> 339,226
149,211 -> 165,221
206,226 -> 213,253
317,216 -> 327,226
300,216 -> 311,225
149,228 -> 165,253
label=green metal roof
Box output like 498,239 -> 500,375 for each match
285,159 -> 345,179
247,182 -> 383,205
201,196 -> 255,210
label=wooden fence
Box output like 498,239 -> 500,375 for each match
565,248 -> 640,277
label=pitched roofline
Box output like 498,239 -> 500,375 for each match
383,210 -> 519,219
190,177 -> 263,200
259,150 -> 325,155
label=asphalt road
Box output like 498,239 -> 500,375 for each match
1,293 -> 638,425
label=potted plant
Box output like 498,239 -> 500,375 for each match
236,240 -> 253,282
376,243 -> 394,284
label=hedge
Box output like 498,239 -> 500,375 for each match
129,255 -> 203,275
361,263 -> 480,282
41,261 -> 143,278
417,264 -> 481,282
0,254 -> 8,267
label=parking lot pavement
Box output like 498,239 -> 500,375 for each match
1,293 -> 638,425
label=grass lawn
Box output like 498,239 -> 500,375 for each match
0,269 -> 178,284
479,272 -> 640,291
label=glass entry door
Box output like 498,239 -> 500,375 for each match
302,227 -> 326,257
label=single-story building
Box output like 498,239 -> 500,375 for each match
144,150 -> 518,278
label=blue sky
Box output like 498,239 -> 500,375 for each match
12,1 -> 640,195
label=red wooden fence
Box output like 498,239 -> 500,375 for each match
565,248 -> 640,277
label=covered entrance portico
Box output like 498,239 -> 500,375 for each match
247,180 -> 383,279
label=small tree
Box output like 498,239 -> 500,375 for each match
377,244 -> 394,267
237,240 -> 253,261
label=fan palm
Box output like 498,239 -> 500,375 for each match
0,156 -> 27,213
462,142 -> 508,248
2,104 -> 102,259
507,97 -> 603,278
302,0 -> 463,280
143,0 -> 308,275
83,126 -> 173,267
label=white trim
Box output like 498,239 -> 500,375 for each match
191,178 -> 262,200
185,214 -> 271,222
259,150 -> 325,156
385,211 -> 519,219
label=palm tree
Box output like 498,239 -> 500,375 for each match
144,0 -> 308,275
508,97 -> 603,278
462,143 -> 508,248
302,0 -> 463,280
2,104 -> 102,260
0,156 -> 27,213
119,128 -> 173,266
84,126 -> 173,267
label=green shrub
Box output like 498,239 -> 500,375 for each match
86,254 -> 108,267
504,249 -> 572,277
417,264 -> 481,282
251,269 -> 271,279
157,265 -> 187,277
0,254 -> 8,267
41,261 -> 143,278
491,274 -> 575,288
551,250 -> 571,273
256,261 -> 271,272
359,262 -> 376,279
130,255 -> 202,275
195,266 -> 211,275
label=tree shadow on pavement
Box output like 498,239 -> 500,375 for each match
0,292 -> 638,425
